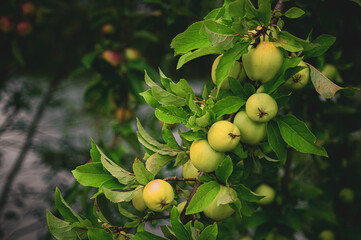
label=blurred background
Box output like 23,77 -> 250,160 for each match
0,0 -> 360,239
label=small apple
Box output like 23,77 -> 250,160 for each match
283,61 -> 309,90
182,160 -> 199,185
255,184 -> 275,205
125,48 -> 141,61
245,93 -> 278,123
16,21 -> 33,36
102,50 -> 121,66
176,201 -> 187,214
339,188 -> 354,203
211,54 -> 246,90
242,41 -> 283,83
0,17 -> 13,32
321,64 -> 343,83
101,23 -> 115,35
203,185 -> 235,221
115,107 -> 133,123
207,121 -> 241,152
319,230 -> 335,240
143,179 -> 174,212
21,2 -> 36,16
233,111 -> 267,145
240,237 -> 252,240
190,140 -> 225,173
132,188 -> 147,212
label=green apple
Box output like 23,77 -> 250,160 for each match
125,48 -> 141,61
182,160 -> 199,185
233,111 -> 267,145
143,179 -> 174,212
242,41 -> 283,83
319,230 -> 335,240
283,61 -> 309,90
339,188 -> 354,203
203,185 -> 235,221
190,140 -> 225,172
207,121 -> 241,152
211,55 -> 246,90
255,184 -> 275,205
245,93 -> 278,123
176,201 -> 187,214
132,188 -> 147,212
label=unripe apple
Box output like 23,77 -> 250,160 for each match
182,160 -> 199,185
176,201 -> 187,214
321,64 -> 343,83
0,17 -> 13,32
242,41 -> 283,83
143,179 -> 174,212
132,188 -> 147,212
21,2 -> 36,16
245,93 -> 278,123
101,23 -> 115,35
102,50 -> 121,66
233,111 -> 267,145
319,230 -> 335,240
283,61 -> 309,90
255,184 -> 275,205
339,188 -> 354,203
125,48 -> 141,61
203,185 -> 235,221
211,55 -> 246,90
207,121 -> 241,152
190,140 -> 225,173
16,21 -> 33,36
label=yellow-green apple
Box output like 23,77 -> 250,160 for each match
190,140 -> 225,172
207,121 -> 241,152
245,93 -> 278,123
143,179 -> 174,212
255,184 -> 275,205
283,61 -> 309,90
242,41 -> 283,83
211,54 -> 246,90
101,23 -> 115,35
321,64 -> 343,83
319,230 -> 335,240
233,111 -> 267,145
125,48 -> 141,61
203,185 -> 235,221
102,50 -> 121,66
339,188 -> 354,203
16,21 -> 32,36
182,160 -> 199,185
132,188 -> 147,212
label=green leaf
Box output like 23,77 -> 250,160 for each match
203,20 -> 236,35
137,133 -> 178,156
307,63 -> 352,99
46,210 -> 80,240
188,97 -> 203,116
152,86 -> 186,107
161,225 -> 176,239
102,187 -> 140,203
174,152 -> 189,167
215,156 -> 233,184
284,7 -> 305,18
213,96 -> 245,118
195,112 -> 211,128
236,184 -> 263,202
72,162 -> 115,188
132,231 -> 168,240
204,7 -> 225,20
229,77 -> 248,99
140,89 -> 160,108
239,199 -> 258,216
179,130 -> 206,142
229,0 -> 246,18
98,146 -> 137,185
88,228 -> 113,240
137,118 -> 169,150
186,181 -> 220,214
82,52 -> 96,69
304,35 -> 336,59
171,22 -> 211,55
155,106 -> 188,124
198,223 -> 218,240
117,203 -> 139,220
144,70 -> 159,88
146,153 -> 174,175
90,139 -> 101,162
267,121 -> 287,165
170,207 -> 191,240
162,124 -> 181,149
177,46 -> 221,69
55,188 -> 84,223
12,40 -> 25,66
133,158 -> 154,185
275,35 -> 304,52
170,79 -> 195,98
276,115 -> 328,157
257,0 -> 272,25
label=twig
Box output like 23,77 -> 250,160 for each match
180,172 -> 204,224
143,214 -> 170,222
163,176 -> 197,182
270,0 -> 284,25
